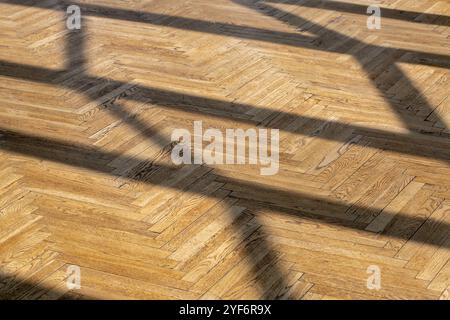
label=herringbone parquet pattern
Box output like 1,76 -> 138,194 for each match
0,0 -> 449,299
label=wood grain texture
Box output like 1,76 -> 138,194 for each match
0,0 -> 449,300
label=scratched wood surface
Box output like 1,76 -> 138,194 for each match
0,0 -> 449,300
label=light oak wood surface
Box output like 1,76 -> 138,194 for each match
0,0 -> 449,299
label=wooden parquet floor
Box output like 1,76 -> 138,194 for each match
0,0 -> 449,300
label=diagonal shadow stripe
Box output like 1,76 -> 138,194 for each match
265,0 -> 450,26
1,128 -> 449,250
2,60 -> 450,163
1,0 -> 449,70
237,0 -> 449,134
5,0 -> 450,27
